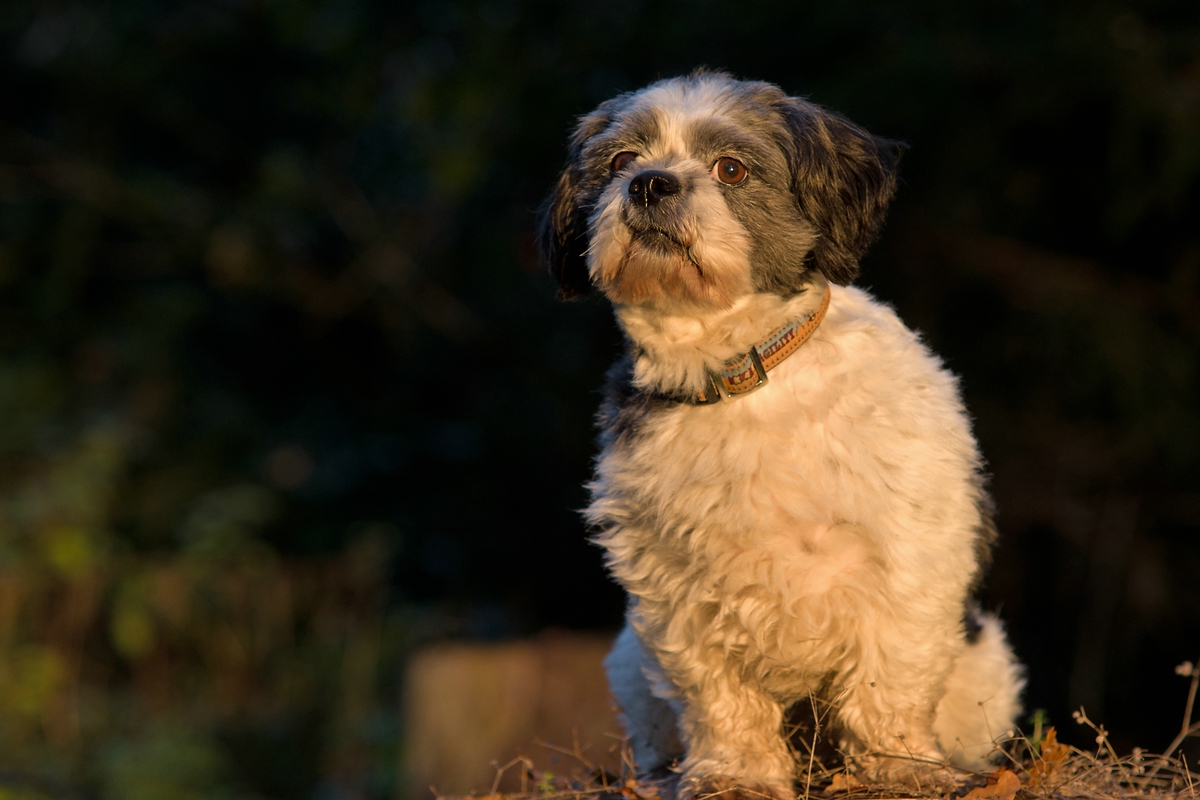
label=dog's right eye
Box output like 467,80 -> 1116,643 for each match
713,157 -> 748,185
611,152 -> 637,173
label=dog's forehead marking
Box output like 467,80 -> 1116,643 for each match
622,80 -> 739,161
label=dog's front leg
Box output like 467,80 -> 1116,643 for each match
672,665 -> 795,799
641,617 -> 795,799
831,626 -> 958,786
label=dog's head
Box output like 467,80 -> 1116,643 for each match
538,72 -> 905,309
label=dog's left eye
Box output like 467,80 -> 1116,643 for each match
712,157 -> 748,185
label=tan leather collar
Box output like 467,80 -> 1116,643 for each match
691,283 -> 831,405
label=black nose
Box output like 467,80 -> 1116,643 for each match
627,170 -> 680,206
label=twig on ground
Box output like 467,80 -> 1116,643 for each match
802,691 -> 819,800
1141,657 -> 1200,790
489,756 -> 534,796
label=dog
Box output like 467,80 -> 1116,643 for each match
537,71 -> 1024,798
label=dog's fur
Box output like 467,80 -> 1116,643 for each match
538,72 -> 1024,797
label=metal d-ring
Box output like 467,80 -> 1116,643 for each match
745,346 -> 768,392
694,373 -> 723,405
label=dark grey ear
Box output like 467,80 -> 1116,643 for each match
777,99 -> 906,285
536,104 -> 614,300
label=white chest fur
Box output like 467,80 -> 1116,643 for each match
589,287 -> 986,673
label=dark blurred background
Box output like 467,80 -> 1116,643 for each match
0,0 -> 1198,797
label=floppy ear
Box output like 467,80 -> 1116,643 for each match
536,104 -> 614,300
777,99 -> 906,285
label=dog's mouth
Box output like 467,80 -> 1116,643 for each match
614,213 -> 709,289
620,205 -> 691,252
630,225 -> 689,254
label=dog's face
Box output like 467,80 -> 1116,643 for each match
539,72 -> 904,309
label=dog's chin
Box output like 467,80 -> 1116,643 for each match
593,229 -> 743,310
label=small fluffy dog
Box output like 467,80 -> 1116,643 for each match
538,72 -> 1024,797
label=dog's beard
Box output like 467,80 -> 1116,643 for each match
586,180 -> 753,309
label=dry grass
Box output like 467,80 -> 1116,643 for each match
439,659 -> 1200,800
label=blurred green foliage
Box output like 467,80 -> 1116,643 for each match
0,0 -> 1198,796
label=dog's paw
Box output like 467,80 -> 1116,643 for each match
681,775 -> 792,800
846,753 -> 963,792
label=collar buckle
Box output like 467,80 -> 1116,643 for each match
680,281 -> 830,406
738,346 -> 769,395
692,346 -> 769,404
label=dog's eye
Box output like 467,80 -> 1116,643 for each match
611,151 -> 638,173
713,157 -> 748,185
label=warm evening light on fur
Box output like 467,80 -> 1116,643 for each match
539,72 -> 1024,797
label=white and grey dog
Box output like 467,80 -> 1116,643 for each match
538,71 -> 1024,797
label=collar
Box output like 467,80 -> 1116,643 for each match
688,282 -> 831,405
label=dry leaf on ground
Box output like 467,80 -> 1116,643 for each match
1028,726 -> 1070,786
961,769 -> 1020,800
620,778 -> 661,800
826,771 -> 864,793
